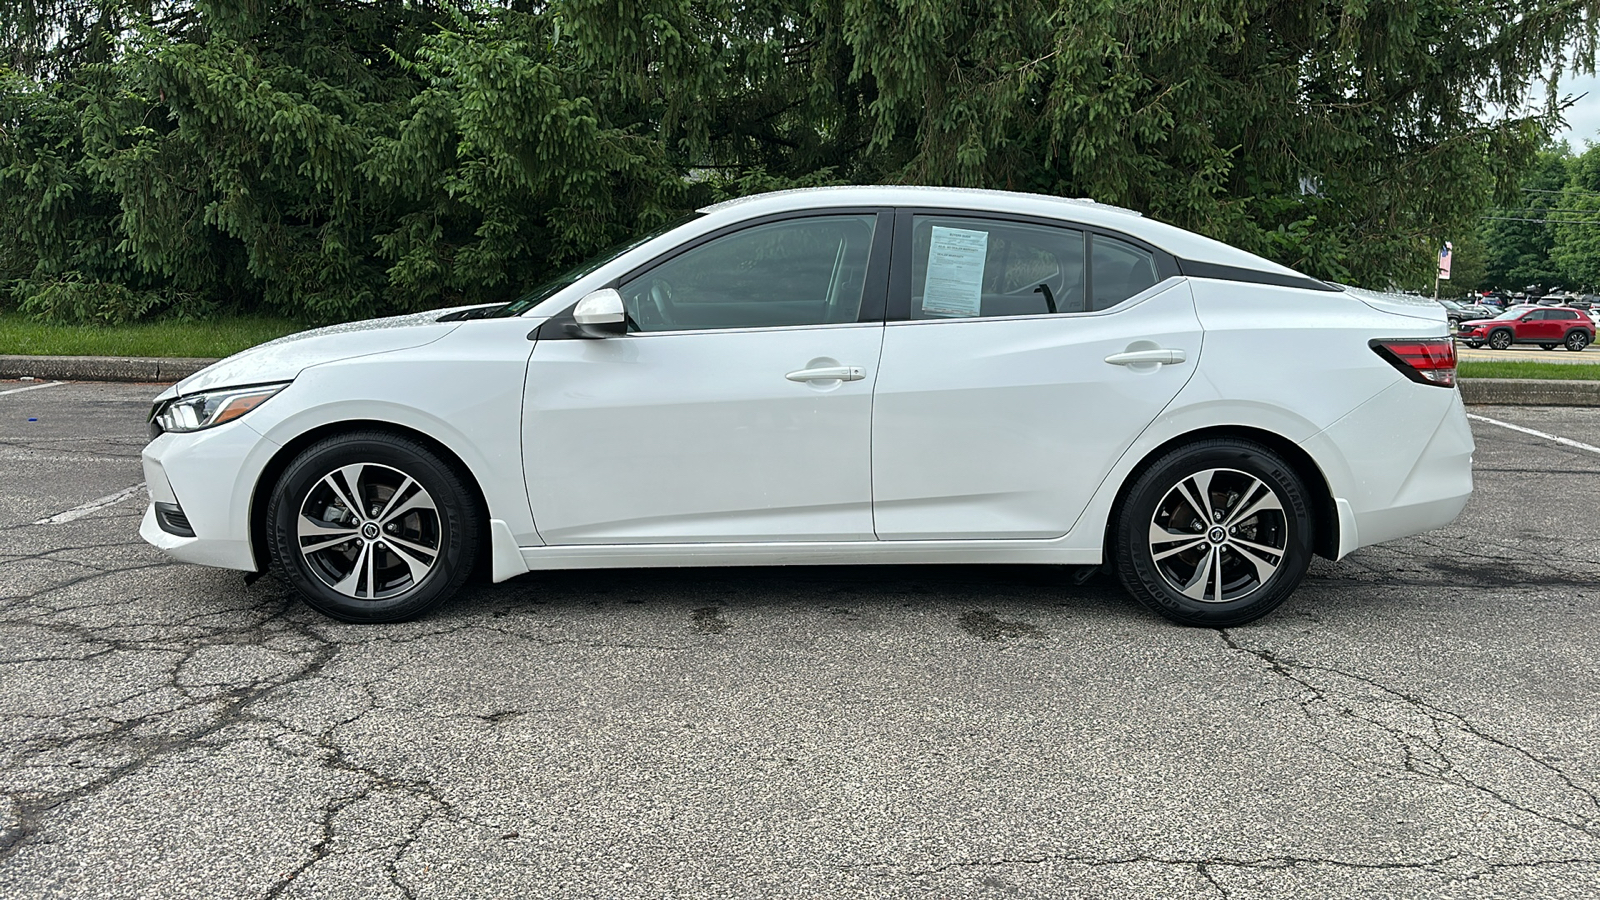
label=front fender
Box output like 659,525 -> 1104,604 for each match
241,320 -> 542,555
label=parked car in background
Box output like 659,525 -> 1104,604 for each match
140,186 -> 1473,629
1439,299 -> 1493,324
1437,299 -> 1473,325
1456,305 -> 1594,350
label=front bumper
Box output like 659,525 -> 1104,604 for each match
139,419 -> 281,572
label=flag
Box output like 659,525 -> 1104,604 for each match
1437,241 -> 1453,280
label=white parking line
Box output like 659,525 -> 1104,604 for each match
0,380 -> 65,397
33,485 -> 145,526
1467,413 -> 1600,456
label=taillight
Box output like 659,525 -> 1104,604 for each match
1370,338 -> 1456,387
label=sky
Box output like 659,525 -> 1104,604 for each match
1547,71 -> 1600,149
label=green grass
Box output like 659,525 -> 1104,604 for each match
0,312 -> 304,358
1458,360 -> 1600,381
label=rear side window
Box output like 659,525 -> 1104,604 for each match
909,216 -> 1086,319
906,215 -> 1165,320
1090,235 -> 1160,310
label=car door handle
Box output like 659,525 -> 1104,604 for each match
786,366 -> 865,382
1104,348 -> 1186,366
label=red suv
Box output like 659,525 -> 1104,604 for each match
1457,306 -> 1594,351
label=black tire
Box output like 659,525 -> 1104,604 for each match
1487,329 -> 1513,350
1113,439 -> 1314,627
1565,330 -> 1590,352
1463,341 -> 1482,349
267,431 -> 480,623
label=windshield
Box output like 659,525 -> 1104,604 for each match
1492,306 -> 1531,320
487,213 -> 703,318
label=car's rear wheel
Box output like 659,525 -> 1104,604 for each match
1565,330 -> 1590,351
1488,329 -> 1513,350
1113,439 -> 1313,627
267,432 -> 480,623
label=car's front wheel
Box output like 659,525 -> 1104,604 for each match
1113,439 -> 1314,627
1488,329 -> 1514,350
267,431 -> 480,623
1566,330 -> 1591,351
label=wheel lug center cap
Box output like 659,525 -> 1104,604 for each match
361,523 -> 381,541
1208,527 -> 1227,544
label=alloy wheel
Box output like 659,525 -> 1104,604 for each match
296,462 -> 442,600
1146,467 -> 1288,604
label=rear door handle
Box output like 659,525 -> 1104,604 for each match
786,366 -> 865,382
1104,348 -> 1186,366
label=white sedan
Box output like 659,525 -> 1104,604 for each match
141,186 -> 1473,626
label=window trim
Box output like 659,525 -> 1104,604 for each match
887,208 -> 1180,322
1176,259 -> 1342,292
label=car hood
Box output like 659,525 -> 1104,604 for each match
1457,318 -> 1504,328
157,309 -> 469,401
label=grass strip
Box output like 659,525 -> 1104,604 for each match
0,312 -> 303,358
1458,360 -> 1600,381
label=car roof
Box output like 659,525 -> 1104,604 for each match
698,186 -> 1310,280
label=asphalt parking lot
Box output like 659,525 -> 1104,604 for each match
2,380 -> 1598,899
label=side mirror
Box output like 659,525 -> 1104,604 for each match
567,288 -> 627,339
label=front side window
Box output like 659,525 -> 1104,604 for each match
621,215 -> 877,332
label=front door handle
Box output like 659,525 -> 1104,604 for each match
1104,348 -> 1186,366
786,366 -> 866,382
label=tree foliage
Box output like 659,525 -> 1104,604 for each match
1549,143 -> 1600,289
2,0 -> 1598,323
1474,142 -> 1600,294
1481,148 -> 1571,292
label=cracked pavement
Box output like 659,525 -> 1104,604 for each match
1,381 -> 1598,898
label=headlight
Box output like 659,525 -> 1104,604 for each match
152,383 -> 288,434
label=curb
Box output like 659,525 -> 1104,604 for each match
0,355 -> 218,383
1457,378 -> 1600,407
2,355 -> 1599,406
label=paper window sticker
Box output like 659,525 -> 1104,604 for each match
921,226 -> 989,317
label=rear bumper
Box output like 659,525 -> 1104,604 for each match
1302,383 -> 1474,558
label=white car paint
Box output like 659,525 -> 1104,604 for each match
140,186 -> 1472,617
870,278 -> 1201,540
524,323 -> 885,544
